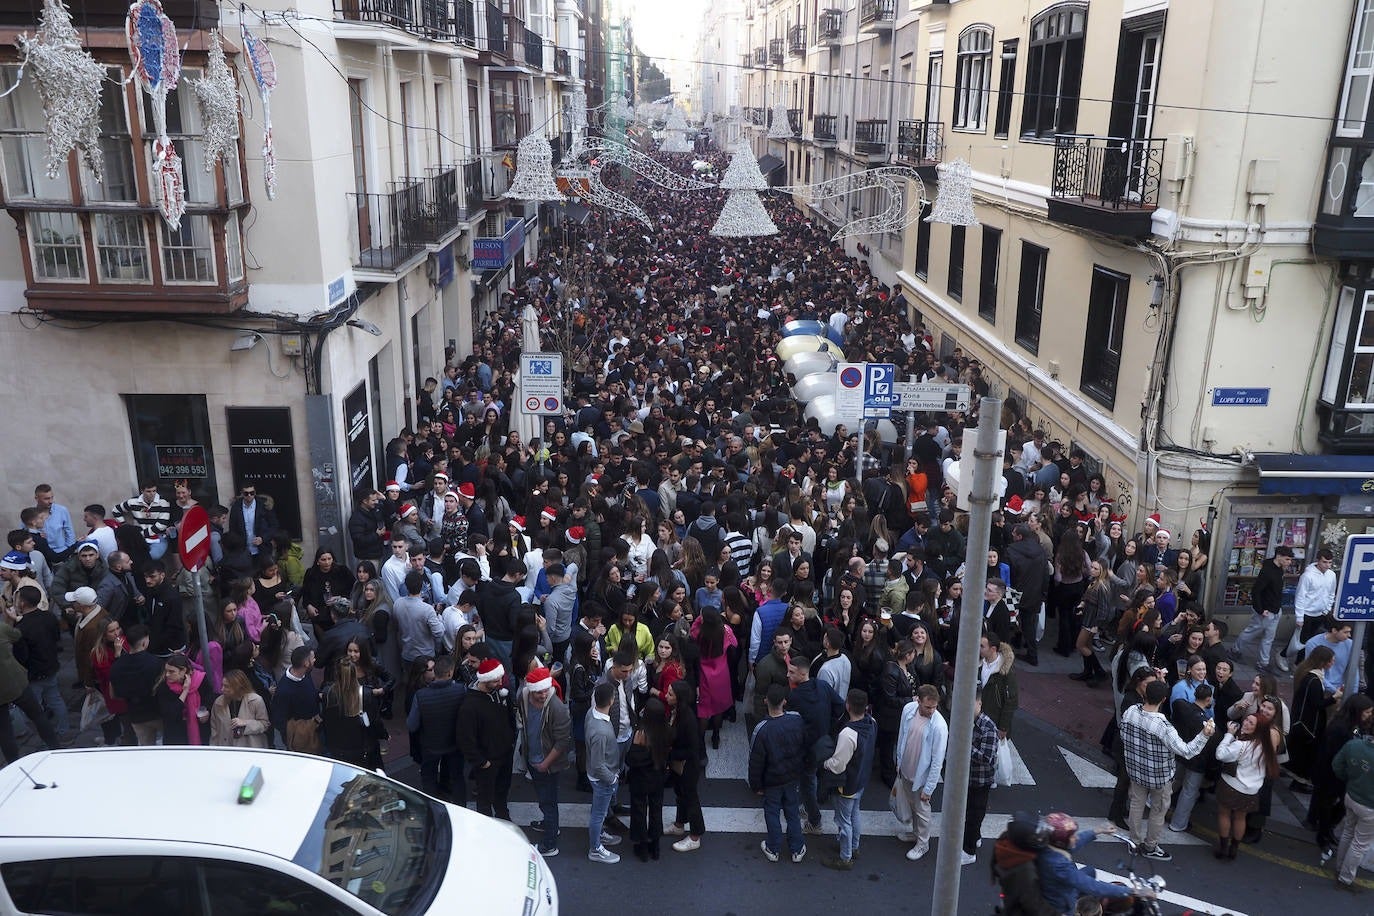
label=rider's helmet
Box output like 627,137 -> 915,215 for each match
1043,812 -> 1079,849
1007,810 -> 1049,850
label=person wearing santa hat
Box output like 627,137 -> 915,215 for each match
456,656 -> 516,821
454,481 -> 489,550
517,666 -> 572,857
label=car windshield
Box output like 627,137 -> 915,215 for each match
292,764 -> 449,916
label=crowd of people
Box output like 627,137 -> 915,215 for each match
0,146 -> 1370,903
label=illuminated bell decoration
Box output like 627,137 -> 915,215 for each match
767,98 -> 794,140
721,138 -> 767,191
926,157 -> 980,227
665,106 -> 689,133
504,133 -> 565,202
710,189 -> 777,238
193,30 -> 238,172
16,0 -> 106,181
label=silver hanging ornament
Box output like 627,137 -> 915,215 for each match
710,189 -> 777,237
192,30 -> 238,172
720,138 -> 768,190
16,0 -> 106,181
767,98 -> 794,140
504,133 -> 565,201
926,157 -> 980,227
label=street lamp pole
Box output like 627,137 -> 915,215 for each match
930,397 -> 1002,916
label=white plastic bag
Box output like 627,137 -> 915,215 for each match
80,692 -> 112,732
994,739 -> 1016,787
889,781 -> 913,828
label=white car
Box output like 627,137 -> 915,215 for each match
0,746 -> 558,916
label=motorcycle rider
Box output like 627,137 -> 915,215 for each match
1036,813 -> 1143,914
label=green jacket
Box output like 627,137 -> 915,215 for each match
1333,734 -> 1374,809
982,643 -> 1020,735
0,622 -> 30,705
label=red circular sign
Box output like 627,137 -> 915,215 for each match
839,366 -> 863,388
525,396 -> 541,411
178,505 -> 212,571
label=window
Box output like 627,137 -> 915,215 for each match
95,213 -> 151,283
143,71 -> 216,206
1081,266 -> 1130,408
400,82 -> 415,177
1021,3 -> 1087,138
994,40 -> 1018,138
0,64 -> 72,201
1323,288 -> 1374,410
978,225 -> 1001,323
226,213 -> 245,283
2,855 -> 198,914
947,225 -> 966,300
925,53 -> 943,126
1014,242 -> 1047,353
1338,0 -> 1374,137
28,211 -> 85,281
161,215 -> 216,284
86,68 -> 139,203
953,27 -> 993,132
198,860 -> 356,916
914,199 -> 933,278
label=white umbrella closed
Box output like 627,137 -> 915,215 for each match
513,303 -> 544,446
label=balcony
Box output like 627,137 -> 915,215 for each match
786,109 -> 802,135
1316,406 -> 1374,453
478,1 -> 506,61
1048,135 -> 1165,239
12,208 -> 248,314
769,38 -> 785,65
742,53 -> 754,70
0,0 -> 217,30
478,151 -> 514,200
859,0 -> 894,31
753,46 -> 768,66
1315,138 -> 1374,258
554,48 -> 571,79
349,182 -> 427,274
853,119 -> 888,156
812,113 -> 837,146
523,27 -> 544,69
896,119 -> 943,180
461,159 -> 484,214
406,167 -> 470,244
817,8 -> 843,43
744,107 -> 767,130
788,24 -> 807,55
331,0 -> 459,40
455,0 -> 475,43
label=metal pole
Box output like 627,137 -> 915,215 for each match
1347,621 -> 1366,699
191,573 -> 212,673
904,373 -> 917,460
931,397 -> 1002,916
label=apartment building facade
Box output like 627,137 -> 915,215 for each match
0,0 -> 595,557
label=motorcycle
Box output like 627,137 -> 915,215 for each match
1101,833 -> 1168,915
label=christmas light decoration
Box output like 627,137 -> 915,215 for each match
241,24 -> 278,200
720,138 -> 768,190
192,29 -> 238,172
126,0 -> 184,229
777,166 -> 929,240
768,98 -> 794,140
504,133 -> 565,201
15,0 -> 106,181
710,189 -> 777,237
926,157 -> 979,227
582,138 -> 715,190
577,170 -> 651,227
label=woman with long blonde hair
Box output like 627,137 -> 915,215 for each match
209,669 -> 271,748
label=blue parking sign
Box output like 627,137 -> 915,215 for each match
863,363 -> 896,417
1335,534 -> 1374,622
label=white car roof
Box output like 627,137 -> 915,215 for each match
0,747 -> 335,860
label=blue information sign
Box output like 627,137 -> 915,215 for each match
1335,534 -> 1374,622
1211,387 -> 1270,407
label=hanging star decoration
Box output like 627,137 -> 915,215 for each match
126,0 -> 184,230
192,30 -> 238,172
926,157 -> 980,227
711,139 -> 776,237
241,23 -> 278,200
15,0 -> 106,181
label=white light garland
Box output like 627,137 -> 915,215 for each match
581,138 -> 715,190
767,98 -> 794,140
192,30 -> 238,172
504,133 -> 566,201
16,0 -> 105,181
710,189 -> 777,237
777,166 -> 929,240
926,157 -> 980,227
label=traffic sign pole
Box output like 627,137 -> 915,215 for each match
177,506 -> 214,676
1347,622 -> 1364,698
1335,534 -> 1374,695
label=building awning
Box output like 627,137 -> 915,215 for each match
758,154 -> 785,175
1253,453 -> 1374,496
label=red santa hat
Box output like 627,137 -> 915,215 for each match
385,481 -> 401,492
1004,495 -> 1025,516
541,506 -> 558,523
456,482 -> 476,499
525,666 -> 554,693
566,525 -> 585,544
476,658 -> 505,683
433,472 -> 450,482
1145,513 -> 1161,528
399,503 -> 417,518
510,515 -> 526,532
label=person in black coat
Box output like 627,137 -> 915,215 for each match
228,488 -> 279,560
300,548 -> 357,638
875,640 -> 917,787
1004,524 -> 1048,665
456,658 -> 516,820
348,489 -> 386,564
748,683 -> 807,860
137,562 -> 187,655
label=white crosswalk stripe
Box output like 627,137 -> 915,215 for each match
1058,746 -> 1117,788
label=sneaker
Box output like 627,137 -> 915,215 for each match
760,840 -> 779,862
791,845 -> 807,864
906,844 -> 929,861
803,821 -> 823,836
1167,823 -> 1191,833
536,844 -> 559,858
528,820 -> 546,832
663,823 -> 686,837
1276,656 -> 1291,673
588,846 -> 620,864
599,831 -> 623,847
1141,846 -> 1173,862
821,856 -> 853,870
960,852 -> 977,866
672,836 -> 700,852
896,830 -> 917,843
